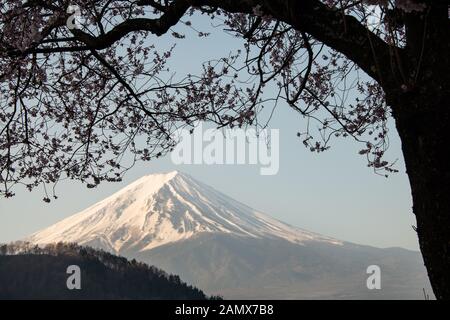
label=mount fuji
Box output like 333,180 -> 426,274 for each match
27,171 -> 432,299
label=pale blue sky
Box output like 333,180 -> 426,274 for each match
0,14 -> 419,250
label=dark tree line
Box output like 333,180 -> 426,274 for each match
0,242 -> 213,299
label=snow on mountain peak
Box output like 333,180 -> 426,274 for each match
27,171 -> 342,253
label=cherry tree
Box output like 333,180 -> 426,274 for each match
1,0 -> 449,299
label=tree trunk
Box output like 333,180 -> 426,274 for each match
386,2 -> 450,300
392,89 -> 450,299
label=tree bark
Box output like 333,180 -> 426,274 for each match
389,3 -> 450,299
391,87 -> 450,299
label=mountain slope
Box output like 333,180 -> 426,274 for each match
133,234 -> 430,299
27,171 -> 433,299
28,171 -> 341,251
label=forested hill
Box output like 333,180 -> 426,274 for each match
0,242 -> 209,300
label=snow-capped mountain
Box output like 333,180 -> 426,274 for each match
28,171 -> 341,252
27,171 -> 432,299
